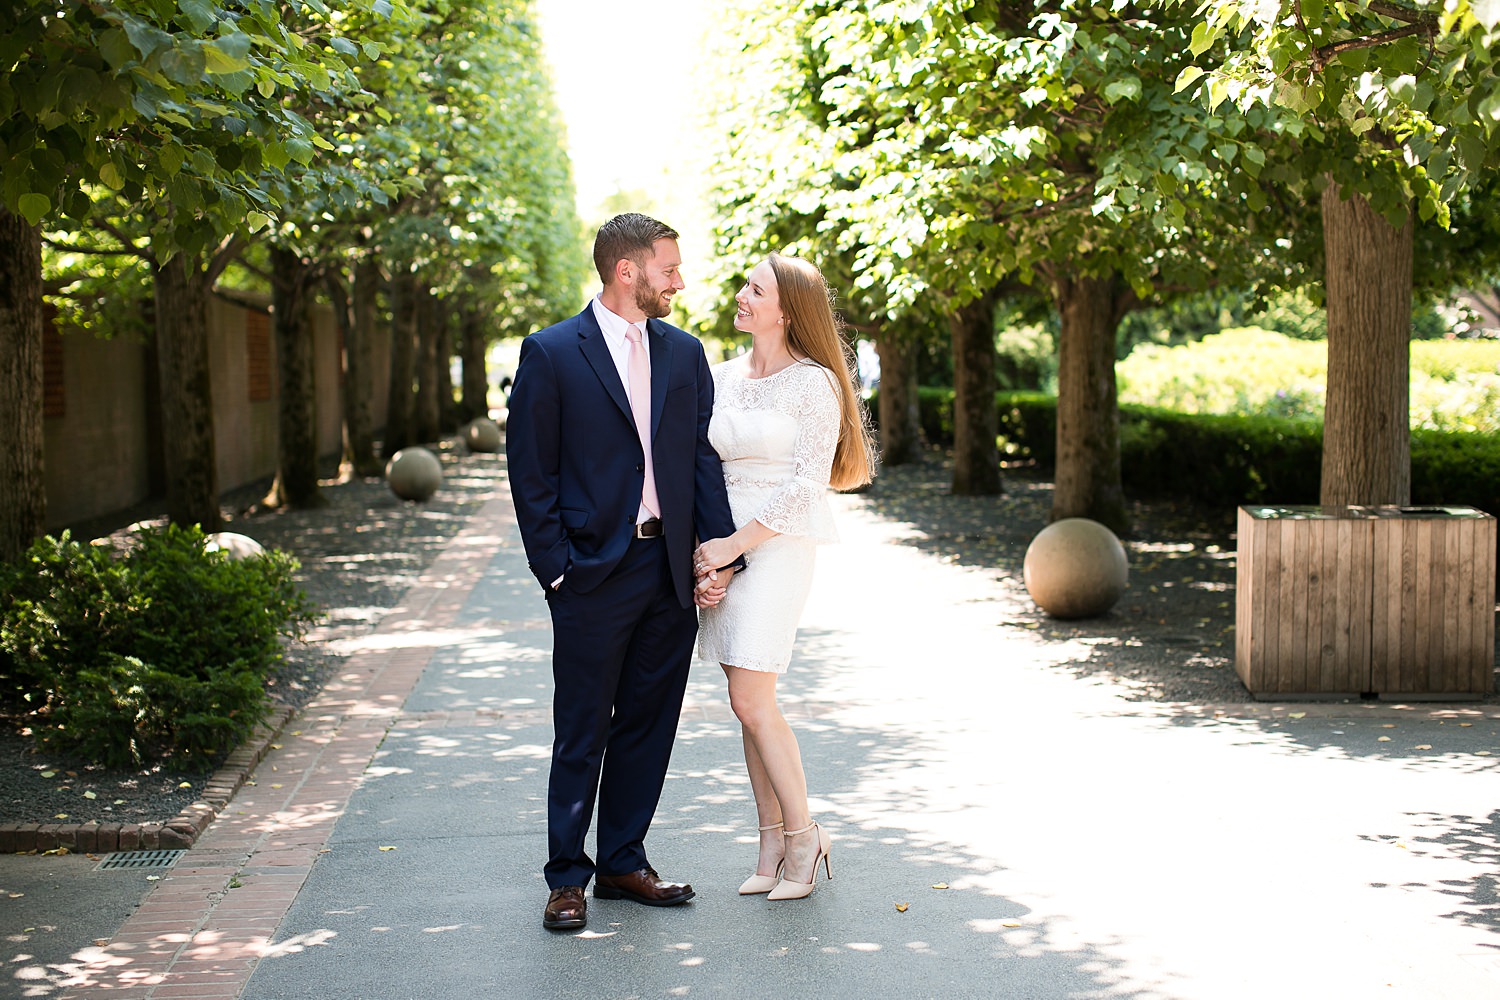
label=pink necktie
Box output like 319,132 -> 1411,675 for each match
624,324 -> 660,520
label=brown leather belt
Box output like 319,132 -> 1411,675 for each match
632,518 -> 663,539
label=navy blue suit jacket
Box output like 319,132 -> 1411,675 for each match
506,305 -> 739,609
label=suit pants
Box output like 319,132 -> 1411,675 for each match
543,535 -> 697,888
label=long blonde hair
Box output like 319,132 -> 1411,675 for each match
768,253 -> 876,490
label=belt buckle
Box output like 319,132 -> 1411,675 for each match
634,518 -> 662,539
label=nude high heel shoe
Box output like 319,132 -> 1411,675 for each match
767,821 -> 831,901
738,822 -> 785,895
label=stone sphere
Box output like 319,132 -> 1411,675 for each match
205,532 -> 265,559
1023,518 -> 1129,619
386,447 -> 443,502
465,417 -> 501,453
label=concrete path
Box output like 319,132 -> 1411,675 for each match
10,473 -> 1500,999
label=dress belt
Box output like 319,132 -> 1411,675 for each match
632,518 -> 663,539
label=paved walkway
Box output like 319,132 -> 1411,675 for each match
9,472 -> 1500,999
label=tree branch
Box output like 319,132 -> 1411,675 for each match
41,239 -> 134,256
205,232 -> 248,286
91,219 -> 151,262
1365,1 -> 1435,26
1316,22 -> 1431,63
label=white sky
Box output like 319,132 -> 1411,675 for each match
534,0 -> 711,223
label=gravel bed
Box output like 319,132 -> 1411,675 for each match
0,439 -> 504,828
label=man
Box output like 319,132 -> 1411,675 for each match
506,213 -> 740,931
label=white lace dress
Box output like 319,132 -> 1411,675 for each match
698,355 -> 841,673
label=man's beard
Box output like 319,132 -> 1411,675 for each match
635,279 -> 673,319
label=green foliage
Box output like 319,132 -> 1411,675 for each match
1167,0 -> 1500,230
337,0 -> 586,337
1115,327 -> 1500,432
2,0 -> 398,245
1118,327 -> 1328,419
0,526 -> 318,769
908,388 -> 1500,517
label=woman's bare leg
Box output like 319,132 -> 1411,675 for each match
723,665 -> 814,878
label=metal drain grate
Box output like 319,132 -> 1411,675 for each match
95,849 -> 186,871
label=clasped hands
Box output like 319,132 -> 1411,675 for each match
692,536 -> 740,609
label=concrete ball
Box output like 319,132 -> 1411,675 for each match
465,417 -> 501,453
1023,518 -> 1129,619
205,532 -> 265,559
386,447 -> 443,502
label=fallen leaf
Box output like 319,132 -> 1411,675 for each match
41,847 -> 69,856
1414,745 -> 1432,751
40,771 -> 56,779
1475,751 -> 1491,757
271,744 -> 283,749
53,813 -> 68,819
82,791 -> 96,800
270,784 -> 283,789
1288,712 -> 1306,719
1002,920 -> 1023,928
931,883 -> 950,890
1377,736 -> 1392,742
1395,841 -> 1409,850
379,846 -> 397,852
894,902 -> 909,912
1459,722 -> 1473,728
113,800 -> 126,805
1382,724 -> 1396,729
8,893 -> 23,899
146,874 -> 161,881
178,782 -> 192,789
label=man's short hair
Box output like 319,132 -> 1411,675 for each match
593,213 -> 680,284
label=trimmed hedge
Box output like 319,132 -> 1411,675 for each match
883,387 -> 1500,517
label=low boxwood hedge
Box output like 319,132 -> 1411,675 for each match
879,387 -> 1499,517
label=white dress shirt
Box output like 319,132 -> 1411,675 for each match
591,296 -> 656,526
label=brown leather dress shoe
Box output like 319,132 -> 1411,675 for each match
543,885 -> 587,930
593,867 -> 695,906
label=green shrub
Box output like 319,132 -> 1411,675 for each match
1116,327 -> 1500,433
0,525 -> 318,769
906,387 -> 1499,518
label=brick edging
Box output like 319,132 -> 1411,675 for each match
0,702 -> 296,855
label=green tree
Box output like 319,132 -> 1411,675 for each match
1169,0 -> 1500,505
705,1 -> 1296,529
324,0 -> 582,459
2,0 -> 400,541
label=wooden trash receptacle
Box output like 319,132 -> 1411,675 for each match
1236,504 -> 1495,699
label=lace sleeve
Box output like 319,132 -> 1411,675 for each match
753,365 -> 840,537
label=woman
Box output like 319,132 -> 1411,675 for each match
692,253 -> 875,901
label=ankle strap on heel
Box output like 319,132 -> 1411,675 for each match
784,821 -> 818,837
758,821 -> 784,832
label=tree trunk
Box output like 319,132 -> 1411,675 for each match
338,259 -> 382,477
435,298 -> 457,433
949,287 -> 1002,495
0,209 -> 46,560
1320,181 -> 1412,506
383,270 -> 417,458
266,247 -> 323,508
1052,271 -> 1128,533
152,252 -> 222,530
459,300 -> 489,424
413,285 -> 442,443
875,324 -> 922,466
